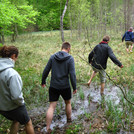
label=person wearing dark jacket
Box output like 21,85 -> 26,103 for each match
87,36 -> 123,96
122,27 -> 134,53
41,42 -> 77,134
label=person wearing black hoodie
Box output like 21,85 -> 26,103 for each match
122,27 -> 134,53
87,36 -> 123,96
41,42 -> 77,134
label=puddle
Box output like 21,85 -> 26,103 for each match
36,83 -> 124,133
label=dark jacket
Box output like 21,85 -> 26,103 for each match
122,30 -> 134,42
88,42 -> 122,69
41,51 -> 76,91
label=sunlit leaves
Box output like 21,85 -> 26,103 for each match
0,0 -> 38,35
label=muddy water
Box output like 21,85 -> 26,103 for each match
36,83 -> 123,133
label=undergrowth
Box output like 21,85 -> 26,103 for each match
0,30 -> 134,133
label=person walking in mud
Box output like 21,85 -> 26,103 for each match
41,42 -> 77,134
122,27 -> 134,53
0,46 -> 35,134
87,35 -> 123,96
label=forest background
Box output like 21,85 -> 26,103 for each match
1,0 -> 134,43
0,0 -> 134,133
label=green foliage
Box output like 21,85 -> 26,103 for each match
0,115 -> 10,133
69,0 -> 91,30
129,64 -> 134,75
105,101 -> 125,133
29,0 -> 69,31
1,0 -> 133,38
0,0 -> 38,37
17,5 -> 38,26
84,112 -> 91,118
66,124 -> 82,134
0,0 -> 17,33
0,31 -> 133,133
79,87 -> 85,100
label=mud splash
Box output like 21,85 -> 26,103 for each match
37,83 -> 123,133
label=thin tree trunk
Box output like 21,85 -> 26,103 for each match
11,24 -> 18,42
60,0 -> 69,42
127,0 -> 130,29
69,2 -> 72,38
104,11 -> 107,34
2,33 -> 4,44
124,0 -> 127,31
0,27 -> 5,44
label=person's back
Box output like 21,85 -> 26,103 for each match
122,30 -> 133,41
0,46 -> 34,134
42,43 -> 76,91
41,42 -> 77,133
0,58 -> 24,111
91,43 -> 109,69
88,36 -> 123,96
89,40 -> 122,70
122,27 -> 134,52
49,51 -> 75,89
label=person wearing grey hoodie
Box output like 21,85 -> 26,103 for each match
41,42 -> 77,134
0,46 -> 34,134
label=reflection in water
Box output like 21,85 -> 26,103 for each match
41,83 -> 123,132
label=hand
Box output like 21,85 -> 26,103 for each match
73,89 -> 77,94
41,84 -> 46,88
120,65 -> 123,68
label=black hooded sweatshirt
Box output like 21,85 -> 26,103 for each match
41,51 -> 76,91
88,42 -> 122,69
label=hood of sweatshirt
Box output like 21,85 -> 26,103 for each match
0,58 -> 14,72
54,51 -> 71,62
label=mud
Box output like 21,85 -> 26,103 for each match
27,83 -> 126,133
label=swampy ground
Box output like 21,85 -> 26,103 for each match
0,31 -> 134,134
20,84 -> 134,134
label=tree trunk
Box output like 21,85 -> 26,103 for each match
124,0 -> 127,31
60,0 -> 69,42
11,24 -> 18,42
127,0 -> 130,29
104,11 -> 107,34
2,33 -> 4,44
0,27 -> 5,44
69,2 -> 72,38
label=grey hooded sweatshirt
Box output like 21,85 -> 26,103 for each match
41,51 -> 76,91
0,58 -> 24,111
